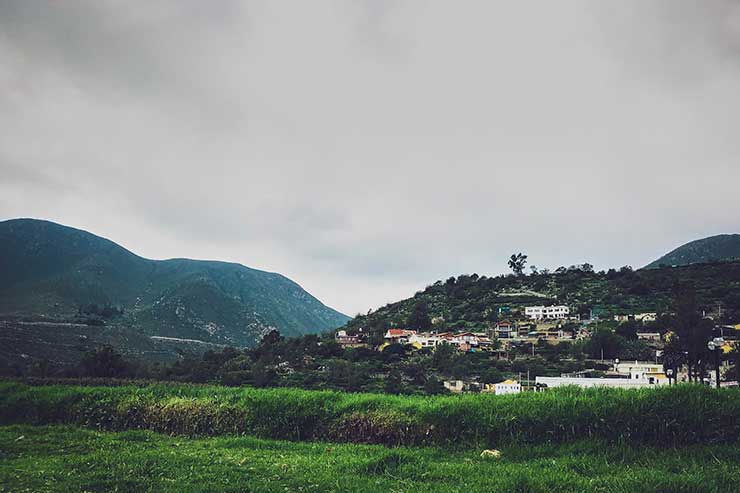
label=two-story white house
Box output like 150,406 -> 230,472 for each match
525,305 -> 570,320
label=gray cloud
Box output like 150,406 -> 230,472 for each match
1,1 -> 739,315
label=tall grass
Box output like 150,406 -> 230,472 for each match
1,381 -> 739,447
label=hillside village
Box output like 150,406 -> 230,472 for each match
335,299 -> 740,394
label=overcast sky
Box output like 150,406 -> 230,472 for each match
1,1 -> 740,316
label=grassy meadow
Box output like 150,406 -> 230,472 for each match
1,381 -> 740,447
2,424 -> 740,493
2,381 -> 740,491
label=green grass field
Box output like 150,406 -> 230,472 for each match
2,425 -> 740,493
3,381 -> 740,447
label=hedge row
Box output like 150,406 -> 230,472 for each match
1,381 -> 739,447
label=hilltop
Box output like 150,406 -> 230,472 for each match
646,234 -> 740,269
343,262 -> 740,338
0,219 -> 349,369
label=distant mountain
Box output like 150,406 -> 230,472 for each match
645,234 -> 740,269
0,219 -> 349,354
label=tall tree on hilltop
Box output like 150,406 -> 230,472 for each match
508,253 -> 528,276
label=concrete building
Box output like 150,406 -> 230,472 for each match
525,305 -> 570,320
494,321 -> 516,339
636,332 -> 661,342
334,330 -> 368,349
614,312 -> 658,323
443,380 -> 465,393
535,376 -> 667,389
494,379 -> 521,395
408,333 -> 443,349
614,361 -> 666,383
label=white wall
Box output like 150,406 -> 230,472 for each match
535,376 -> 663,388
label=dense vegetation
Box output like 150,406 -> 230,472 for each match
7,325 -> 671,394
3,425 -> 740,493
646,234 -> 740,269
2,382 -> 739,448
343,261 -> 740,338
12,276 -> 740,393
0,218 -> 349,348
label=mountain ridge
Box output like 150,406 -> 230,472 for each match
645,234 -> 740,269
0,218 -> 349,349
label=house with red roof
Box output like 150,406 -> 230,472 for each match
383,328 -> 416,344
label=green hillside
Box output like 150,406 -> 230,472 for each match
0,219 -> 349,350
646,234 -> 740,268
343,262 -> 740,336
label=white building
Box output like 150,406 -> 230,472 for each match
494,379 -> 521,395
408,333 -> 443,348
614,312 -> 658,323
443,380 -> 465,393
636,332 -> 661,342
614,361 -> 665,383
535,375 -> 667,389
384,329 -> 416,344
525,305 -> 570,320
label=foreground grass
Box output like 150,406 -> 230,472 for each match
1,425 -> 740,493
3,381 -> 740,447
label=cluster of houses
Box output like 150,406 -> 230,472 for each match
333,305 -> 740,393
442,361 -> 674,394
492,320 -> 583,341
371,305 -> 586,352
382,328 -> 494,352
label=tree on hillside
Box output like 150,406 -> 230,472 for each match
407,301 -> 432,331
616,320 -> 641,340
585,329 -> 625,360
508,253 -> 528,276
79,345 -> 131,378
384,369 -> 403,394
423,376 -> 447,395
672,282 -> 713,382
661,331 -> 684,382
